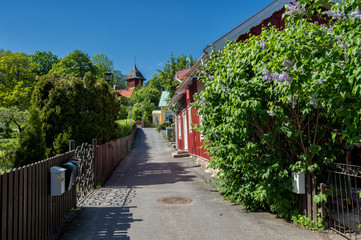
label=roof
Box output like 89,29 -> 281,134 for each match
158,91 -> 170,107
116,89 -> 133,98
204,0 -> 290,53
125,64 -> 146,80
174,68 -> 192,82
168,53 -> 206,108
152,110 -> 161,115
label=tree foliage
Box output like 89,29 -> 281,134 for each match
129,86 -> 160,123
32,72 -> 119,157
194,0 -> 361,218
148,53 -> 195,93
50,49 -> 97,78
14,107 -> 45,167
30,51 -> 59,76
92,54 -> 126,88
0,51 -> 37,109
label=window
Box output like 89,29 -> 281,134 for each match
165,112 -> 172,122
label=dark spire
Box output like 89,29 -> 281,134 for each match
124,64 -> 146,80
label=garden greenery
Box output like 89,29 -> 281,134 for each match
194,0 -> 361,218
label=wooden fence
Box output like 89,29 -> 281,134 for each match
95,127 -> 137,185
298,173 -> 319,223
0,127 -> 137,240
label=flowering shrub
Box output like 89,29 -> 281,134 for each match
194,0 -> 361,218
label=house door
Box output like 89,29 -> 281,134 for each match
183,111 -> 188,151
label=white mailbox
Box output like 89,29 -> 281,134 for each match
292,172 -> 305,194
50,166 -> 66,196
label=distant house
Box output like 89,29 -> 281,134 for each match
152,91 -> 173,126
116,64 -> 146,98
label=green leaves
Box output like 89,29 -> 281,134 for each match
195,0 -> 361,218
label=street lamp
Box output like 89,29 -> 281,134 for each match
104,71 -> 113,84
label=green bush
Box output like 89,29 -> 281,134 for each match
156,122 -> 171,132
14,107 -> 45,167
31,72 -> 120,157
116,120 -> 135,138
194,0 -> 361,218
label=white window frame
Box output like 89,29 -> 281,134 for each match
188,108 -> 192,132
178,116 -> 181,139
199,115 -> 205,140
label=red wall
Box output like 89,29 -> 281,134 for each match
176,81 -> 210,161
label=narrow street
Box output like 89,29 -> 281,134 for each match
59,128 -> 325,240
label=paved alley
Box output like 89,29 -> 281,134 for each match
59,128 -> 326,240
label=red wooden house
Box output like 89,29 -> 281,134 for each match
169,0 -> 295,162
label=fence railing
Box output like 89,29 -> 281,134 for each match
326,163 -> 361,240
0,127 -> 137,240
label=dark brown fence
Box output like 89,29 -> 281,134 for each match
0,151 -> 76,240
298,173 -> 319,224
95,127 -> 137,185
0,127 -> 137,240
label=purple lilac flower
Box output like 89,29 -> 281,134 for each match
260,39 -> 267,51
271,73 -> 280,83
340,61 -> 345,68
312,72 -> 318,78
267,110 -> 275,117
317,79 -> 324,85
285,0 -> 305,16
282,58 -> 294,71
209,75 -> 215,80
200,98 -> 205,105
357,49 -> 361,53
310,93 -> 319,108
325,9 -> 346,20
349,6 -> 361,20
262,68 -> 272,82
221,84 -> 229,91
328,25 -> 334,34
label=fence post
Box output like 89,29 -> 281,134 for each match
92,139 -> 97,187
69,140 -> 75,151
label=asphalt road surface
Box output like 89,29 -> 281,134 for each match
59,128 -> 326,240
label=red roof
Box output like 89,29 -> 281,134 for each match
175,68 -> 192,82
116,89 -> 133,98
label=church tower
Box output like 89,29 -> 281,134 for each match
124,64 -> 146,90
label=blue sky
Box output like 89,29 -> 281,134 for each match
0,0 -> 275,80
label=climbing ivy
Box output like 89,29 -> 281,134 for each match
194,0 -> 361,218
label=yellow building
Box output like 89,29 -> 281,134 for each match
152,91 -> 173,126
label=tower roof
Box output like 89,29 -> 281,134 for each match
125,64 -> 146,80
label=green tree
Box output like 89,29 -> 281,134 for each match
14,107 -> 45,167
92,54 -> 126,88
0,107 -> 29,134
32,72 -> 119,156
0,51 -> 37,109
129,86 -> 160,122
30,51 -> 59,76
148,53 -> 195,93
50,49 -> 96,78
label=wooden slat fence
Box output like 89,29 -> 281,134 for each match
0,151 -> 76,240
0,127 -> 137,240
95,127 -> 137,185
298,173 -> 318,224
